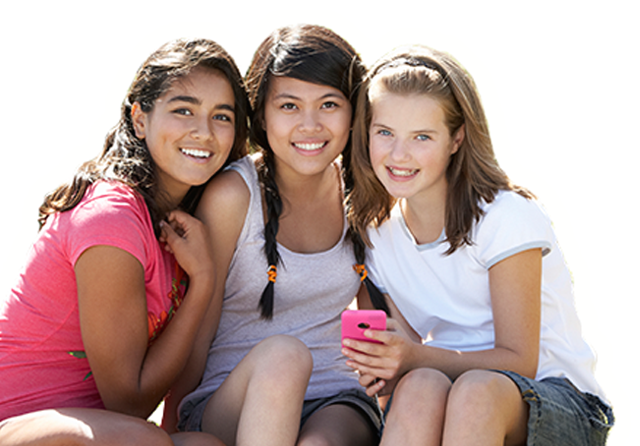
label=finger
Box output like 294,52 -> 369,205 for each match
342,338 -> 380,355
160,221 -> 189,257
366,379 -> 387,397
358,373 -> 378,388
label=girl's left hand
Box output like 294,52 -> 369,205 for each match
342,318 -> 418,396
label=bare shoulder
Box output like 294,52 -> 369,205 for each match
197,169 -> 250,227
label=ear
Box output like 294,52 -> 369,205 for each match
131,102 -> 147,139
450,123 -> 465,155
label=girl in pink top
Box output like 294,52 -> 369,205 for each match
0,38 -> 248,446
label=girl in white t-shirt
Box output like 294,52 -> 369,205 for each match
343,45 -> 613,445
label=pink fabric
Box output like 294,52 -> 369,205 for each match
0,181 -> 185,421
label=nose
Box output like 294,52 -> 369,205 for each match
389,138 -> 410,161
298,109 -> 322,133
191,115 -> 213,140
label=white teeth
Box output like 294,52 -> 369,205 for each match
181,148 -> 211,158
388,166 -> 418,177
294,142 -> 326,151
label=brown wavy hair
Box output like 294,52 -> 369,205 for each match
38,38 -> 249,236
245,24 -> 366,319
348,45 -> 532,255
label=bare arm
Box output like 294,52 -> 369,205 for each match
344,248 -> 542,396
162,170 -> 249,431
76,210 -> 215,419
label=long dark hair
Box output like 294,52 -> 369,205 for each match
39,38 -> 249,237
245,24 -> 368,319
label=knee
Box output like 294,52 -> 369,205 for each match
119,421 -> 174,446
448,370 -> 512,415
390,368 -> 451,414
297,435 -> 332,446
395,368 -> 451,399
253,335 -> 313,381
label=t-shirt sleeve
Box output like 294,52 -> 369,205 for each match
474,192 -> 554,269
64,184 -> 153,268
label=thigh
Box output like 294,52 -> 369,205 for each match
170,431 -> 226,446
298,403 -> 378,446
445,370 -> 529,446
0,408 -> 171,446
201,335 -> 312,440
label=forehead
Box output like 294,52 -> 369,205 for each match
267,76 -> 347,100
164,66 -> 232,98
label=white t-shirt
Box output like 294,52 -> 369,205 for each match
367,190 -> 605,399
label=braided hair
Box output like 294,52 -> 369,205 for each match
245,24 -> 372,319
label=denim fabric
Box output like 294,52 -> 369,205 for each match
177,393 -> 213,432
178,388 -> 382,434
498,371 -> 614,446
300,388 -> 382,432
380,371 -> 613,445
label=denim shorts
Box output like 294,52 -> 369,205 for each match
300,388 -> 382,432
496,371 -> 614,446
381,371 -> 613,445
178,388 -> 382,434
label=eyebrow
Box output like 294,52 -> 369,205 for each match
371,122 -> 439,134
272,92 -> 345,101
167,95 -> 235,113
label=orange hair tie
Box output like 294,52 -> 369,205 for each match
267,265 -> 277,283
353,264 -> 368,282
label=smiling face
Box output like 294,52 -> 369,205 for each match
368,80 -> 464,205
263,76 -> 352,180
132,66 -> 236,206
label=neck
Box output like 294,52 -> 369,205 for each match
157,185 -> 189,217
274,161 -> 339,202
401,187 -> 447,245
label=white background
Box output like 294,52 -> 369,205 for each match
1,1 -> 636,443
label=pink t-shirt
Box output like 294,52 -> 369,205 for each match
0,181 -> 185,421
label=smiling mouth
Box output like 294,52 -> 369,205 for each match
388,166 -> 418,177
181,148 -> 212,159
293,142 -> 327,151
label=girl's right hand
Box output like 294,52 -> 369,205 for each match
159,210 -> 214,280
342,318 -> 419,392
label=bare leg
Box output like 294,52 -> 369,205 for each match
0,408 -> 173,446
442,370 -> 528,446
380,368 -> 451,446
201,335 -> 313,446
297,404 -> 377,446
171,431 -> 227,446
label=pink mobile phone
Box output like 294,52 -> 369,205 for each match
341,309 -> 386,345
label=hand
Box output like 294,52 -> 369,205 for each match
342,319 -> 418,393
357,373 -> 390,397
159,210 -> 214,280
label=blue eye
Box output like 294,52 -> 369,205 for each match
416,134 -> 431,141
378,129 -> 392,136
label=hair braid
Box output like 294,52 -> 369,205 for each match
349,227 -> 390,316
343,142 -> 390,316
257,152 -> 283,319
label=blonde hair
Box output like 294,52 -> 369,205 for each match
348,45 -> 532,254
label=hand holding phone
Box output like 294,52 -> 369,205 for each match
341,310 -> 386,345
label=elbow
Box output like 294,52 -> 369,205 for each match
101,390 -> 163,420
515,352 -> 539,379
